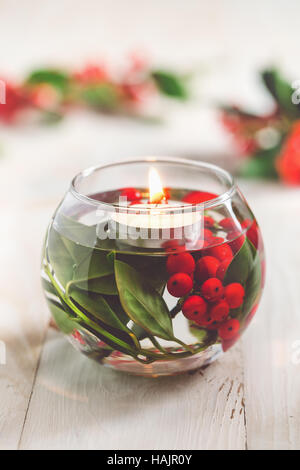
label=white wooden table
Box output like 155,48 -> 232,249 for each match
1,132 -> 300,450
1,0 -> 300,451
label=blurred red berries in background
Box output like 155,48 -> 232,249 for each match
277,121 -> 300,185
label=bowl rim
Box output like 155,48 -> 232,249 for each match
70,156 -> 237,211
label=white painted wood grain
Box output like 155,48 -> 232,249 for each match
241,199 -> 300,450
0,208 -> 50,449
17,185 -> 300,450
19,329 -> 246,450
1,0 -> 300,451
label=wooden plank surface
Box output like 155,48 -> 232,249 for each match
10,184 -> 300,451
1,0 -> 300,451
19,330 -> 246,450
241,189 -> 300,450
0,207 -> 50,449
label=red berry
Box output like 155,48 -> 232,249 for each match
195,256 -> 220,283
216,258 -> 231,281
201,278 -> 224,302
120,187 -> 142,201
182,191 -> 218,204
204,216 -> 215,228
219,217 -> 237,231
209,300 -> 230,323
182,295 -> 207,322
242,219 -> 258,248
167,273 -> 193,297
222,334 -> 240,352
224,283 -> 245,308
218,319 -> 240,340
207,243 -> 233,262
197,313 -> 214,327
203,228 -> 214,240
227,231 -> 245,253
241,219 -> 251,230
166,252 -> 195,275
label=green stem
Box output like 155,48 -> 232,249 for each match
43,257 -> 217,364
169,299 -> 184,318
149,336 -> 170,355
173,336 -> 194,353
44,261 -> 144,360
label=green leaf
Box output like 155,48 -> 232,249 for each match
73,250 -> 114,281
103,295 -> 130,326
262,69 -> 300,118
69,289 -> 139,349
115,260 -> 174,340
242,251 -> 262,318
46,298 -> 78,334
41,111 -> 64,124
188,324 -> 208,343
26,69 -> 69,93
70,250 -> 117,294
70,289 -> 127,331
151,70 -> 189,100
81,83 -> 119,109
75,275 -> 117,295
118,253 -> 168,292
224,239 -> 253,285
60,235 -> 92,268
44,258 -> 141,357
41,277 -> 57,296
48,228 -> 74,288
188,324 -> 218,346
240,145 -> 282,180
106,250 -> 115,267
55,213 -> 98,248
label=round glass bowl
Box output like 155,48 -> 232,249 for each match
41,157 -> 265,377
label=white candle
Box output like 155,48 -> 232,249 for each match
110,168 -> 203,249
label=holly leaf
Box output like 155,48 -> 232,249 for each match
118,253 -> 168,293
115,260 -> 174,340
223,239 -> 253,285
46,298 -> 78,334
41,277 -> 57,297
69,289 -> 139,348
26,69 -> 70,93
242,249 -> 262,318
75,275 -> 117,295
262,68 -> 300,118
81,83 -> 119,110
48,228 -> 74,288
151,70 -> 189,100
240,145 -> 281,180
55,213 -> 98,249
70,250 -> 117,295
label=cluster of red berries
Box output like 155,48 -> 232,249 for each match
166,233 -> 245,341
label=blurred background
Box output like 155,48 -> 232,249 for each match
1,0 -> 300,209
1,0 -> 300,450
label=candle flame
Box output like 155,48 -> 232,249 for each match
149,167 -> 165,203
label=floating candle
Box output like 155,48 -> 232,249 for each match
110,167 -> 203,249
